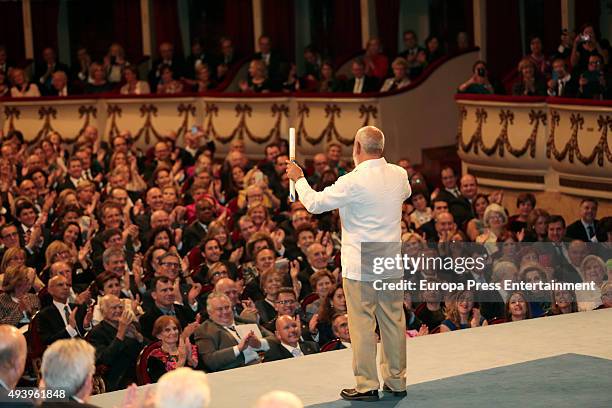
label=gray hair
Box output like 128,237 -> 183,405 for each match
206,292 -> 231,313
102,247 -> 125,266
98,294 -> 119,316
355,126 -> 384,155
255,390 -> 303,408
483,203 -> 508,227
41,339 -> 95,396
155,367 -> 211,408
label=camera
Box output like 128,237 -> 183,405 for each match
581,34 -> 591,42
477,68 -> 486,77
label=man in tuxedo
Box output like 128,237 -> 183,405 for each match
148,42 -> 186,90
566,198 -> 606,242
194,292 -> 274,372
344,59 -> 379,94
544,215 -> 582,283
254,35 -> 283,82
449,174 -> 478,230
37,276 -> 91,346
547,58 -> 578,97
57,157 -> 85,191
435,167 -> 461,204
39,339 -> 100,407
264,315 -> 319,362
139,276 -> 198,340
34,47 -> 70,95
0,325 -> 29,405
45,71 -> 75,97
183,199 -> 215,251
330,313 -> 351,350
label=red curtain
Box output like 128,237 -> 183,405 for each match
152,0 -> 183,57
262,0 -> 295,61
224,0 -> 255,56
330,0 -> 362,65
31,0 -> 59,59
574,0 -> 600,31
0,1 -> 25,64
375,0 -> 400,56
485,0 -> 522,78
113,0 -> 143,61
542,0 -> 561,55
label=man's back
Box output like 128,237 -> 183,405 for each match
296,157 -> 411,280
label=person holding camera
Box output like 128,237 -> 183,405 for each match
571,24 -> 608,75
458,60 -> 495,94
577,54 -> 609,99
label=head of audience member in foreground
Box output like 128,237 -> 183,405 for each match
155,367 -> 211,408
254,390 -> 303,408
0,324 -> 27,390
40,339 -> 96,402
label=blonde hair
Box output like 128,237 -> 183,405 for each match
45,241 -> 73,268
1,265 -> 33,293
483,203 -> 508,227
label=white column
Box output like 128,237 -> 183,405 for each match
473,0 -> 487,60
560,0 -> 574,30
360,0 -> 377,46
252,0 -> 263,52
22,0 -> 34,59
140,0 -> 153,56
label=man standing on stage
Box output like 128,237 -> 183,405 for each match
286,126 -> 411,401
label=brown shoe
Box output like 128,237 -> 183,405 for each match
340,388 -> 380,401
383,384 -> 407,397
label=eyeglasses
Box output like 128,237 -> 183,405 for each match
161,262 -> 180,268
211,271 -> 228,279
276,300 -> 295,305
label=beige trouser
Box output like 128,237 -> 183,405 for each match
343,277 -> 406,392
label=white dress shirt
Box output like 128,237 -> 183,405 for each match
225,323 -> 269,364
353,77 -> 364,94
295,157 -> 411,281
53,300 -> 79,338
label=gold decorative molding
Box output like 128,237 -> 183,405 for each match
176,103 -> 196,140
106,104 -> 122,139
32,106 -> 59,145
70,105 -> 98,143
4,106 -> 20,132
135,104 -> 161,144
359,104 -> 377,127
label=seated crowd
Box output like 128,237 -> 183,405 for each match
0,29 -> 468,98
458,23 -> 612,99
0,123 -> 609,398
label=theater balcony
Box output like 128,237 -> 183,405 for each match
456,95 -> 612,200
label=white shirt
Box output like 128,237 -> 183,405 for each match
224,323 -> 269,364
353,77 -> 364,94
53,300 -> 79,338
296,157 -> 411,281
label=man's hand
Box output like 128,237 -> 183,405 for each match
285,160 -> 304,182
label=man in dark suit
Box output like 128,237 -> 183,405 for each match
39,339 -> 101,407
183,200 -> 215,252
418,198 -> 449,242
44,71 -> 76,97
87,295 -> 144,391
435,167 -> 461,204
344,59 -> 379,94
539,215 -> 582,283
0,325 -> 33,407
264,315 -> 319,362
56,157 -> 85,192
37,276 -> 91,346
34,47 -> 70,95
565,198 -> 606,242
194,292 -> 274,372
139,276 -> 198,340
449,174 -> 479,230
148,42 -> 186,90
253,35 -> 283,82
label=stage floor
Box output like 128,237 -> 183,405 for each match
90,309 -> 612,408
